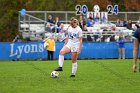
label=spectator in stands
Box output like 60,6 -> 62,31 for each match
115,34 -> 119,41
47,15 -> 54,24
13,35 -> 22,42
102,26 -> 108,31
105,36 -> 110,42
120,20 -> 124,27
83,16 -> 87,28
110,35 -> 115,42
79,15 -> 86,30
45,23 -> 52,32
82,27 -> 89,41
123,19 -> 128,27
101,12 -> 107,24
88,12 -> 93,20
116,35 -> 125,59
57,23 -> 66,42
59,23 -> 65,33
87,32 -> 93,42
116,19 -> 121,27
83,25 -> 88,31
87,18 -> 94,27
127,20 -> 132,29
54,17 -> 61,33
137,16 -> 140,24
79,15 -> 83,29
94,12 -> 100,24
55,17 -> 61,27
125,35 -> 132,42
44,35 -> 55,60
36,34 -> 43,41
94,32 -> 100,42
111,26 -> 116,32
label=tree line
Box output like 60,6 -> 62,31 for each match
0,0 -> 139,41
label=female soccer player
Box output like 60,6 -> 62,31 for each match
54,18 -> 82,77
133,28 -> 140,72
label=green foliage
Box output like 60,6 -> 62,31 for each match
0,0 -> 140,41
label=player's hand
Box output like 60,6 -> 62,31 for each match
77,49 -> 81,55
132,64 -> 137,72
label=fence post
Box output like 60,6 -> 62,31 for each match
18,12 -> 20,32
65,12 -> 68,24
44,12 -> 47,33
125,12 -> 127,20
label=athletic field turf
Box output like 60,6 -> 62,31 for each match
0,59 -> 140,93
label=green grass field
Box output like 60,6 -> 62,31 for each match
0,59 -> 140,93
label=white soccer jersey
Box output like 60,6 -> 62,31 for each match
67,26 -> 82,44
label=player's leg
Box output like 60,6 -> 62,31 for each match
54,45 -> 70,71
70,52 -> 78,77
122,48 -> 125,59
50,51 -> 54,60
118,48 -> 121,59
47,50 -> 50,60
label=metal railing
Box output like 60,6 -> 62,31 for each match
19,11 -> 140,23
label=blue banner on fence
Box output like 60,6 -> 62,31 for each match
0,42 -> 137,60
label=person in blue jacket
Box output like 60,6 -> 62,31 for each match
117,35 -> 125,59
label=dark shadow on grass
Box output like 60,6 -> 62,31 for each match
23,62 -> 49,77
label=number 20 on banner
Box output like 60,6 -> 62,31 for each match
75,5 -> 88,15
107,5 -> 119,15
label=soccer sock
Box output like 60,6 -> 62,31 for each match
58,55 -> 64,67
72,62 -> 77,75
122,53 -> 125,59
119,53 -> 121,59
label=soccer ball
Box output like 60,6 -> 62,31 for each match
50,71 -> 59,78
43,42 -> 48,49
94,5 -> 100,12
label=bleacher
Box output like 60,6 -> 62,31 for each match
19,11 -> 138,42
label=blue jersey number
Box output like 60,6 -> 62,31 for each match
69,33 -> 77,39
114,5 -> 119,15
82,5 -> 88,15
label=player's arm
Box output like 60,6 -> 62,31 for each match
78,28 -> 83,54
78,36 -> 82,50
64,26 -> 70,46
77,36 -> 82,55
133,39 -> 139,67
43,38 -> 48,42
